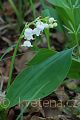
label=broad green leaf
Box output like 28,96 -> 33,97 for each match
6,49 -> 72,107
42,7 -> 63,32
48,0 -> 68,8
29,49 -> 80,80
0,104 -> 4,111
28,49 -> 56,66
40,0 -> 47,9
68,58 -> 80,79
48,0 -> 79,9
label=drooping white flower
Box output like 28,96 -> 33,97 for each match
34,21 -> 49,36
36,21 -> 45,31
49,17 -> 55,23
43,23 -> 49,28
21,41 -> 33,47
24,28 -> 34,40
22,17 -> 57,48
33,28 -> 41,36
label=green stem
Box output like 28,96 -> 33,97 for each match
45,29 -> 51,50
7,18 -> 49,90
7,29 -> 24,90
47,39 -> 51,50
75,32 -> 80,56
7,21 -> 35,90
34,36 -> 38,48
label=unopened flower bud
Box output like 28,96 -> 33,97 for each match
53,23 -> 58,27
49,24 -> 54,28
49,17 -> 55,23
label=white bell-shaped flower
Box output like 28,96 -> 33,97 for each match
36,21 -> 45,31
24,28 -> 34,40
43,23 -> 49,28
49,17 -> 55,23
33,28 -> 41,36
34,21 -> 49,36
21,41 -> 33,47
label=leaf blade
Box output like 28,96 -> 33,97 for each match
6,49 -> 72,107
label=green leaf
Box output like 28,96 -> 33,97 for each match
28,48 -> 56,66
41,7 -> 63,32
48,0 -> 78,9
48,0 -> 73,25
48,0 -> 80,47
68,58 -> 80,79
48,0 -> 68,8
6,49 -> 72,107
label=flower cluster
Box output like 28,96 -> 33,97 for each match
21,17 -> 57,47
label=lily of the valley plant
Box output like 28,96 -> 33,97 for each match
0,0 -> 80,119
0,16 -> 57,107
0,16 -> 73,120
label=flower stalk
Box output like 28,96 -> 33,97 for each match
7,28 -> 25,90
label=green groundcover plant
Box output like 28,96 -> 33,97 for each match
0,0 -> 80,119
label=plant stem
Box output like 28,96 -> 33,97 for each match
75,32 -> 80,56
7,29 -> 24,90
7,21 -> 35,90
45,29 -> 51,50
